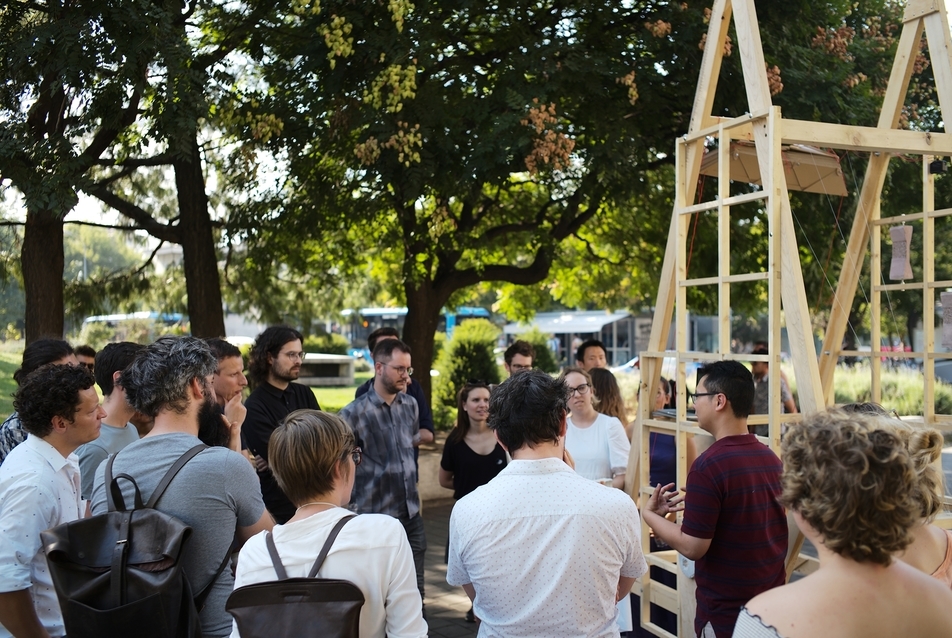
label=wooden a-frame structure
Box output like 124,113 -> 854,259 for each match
628,0 -> 952,635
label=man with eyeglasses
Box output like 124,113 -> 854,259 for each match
243,326 -> 320,524
355,327 -> 434,449
503,340 -> 535,376
641,361 -> 786,638
340,338 -> 427,609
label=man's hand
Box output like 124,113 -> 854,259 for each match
418,429 -> 434,445
645,482 -> 685,518
254,455 -> 269,473
224,415 -> 241,453
224,393 -> 246,427
0,590 -> 52,638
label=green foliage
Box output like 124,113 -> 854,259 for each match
302,333 -> 350,355
433,319 -> 501,423
0,350 -> 19,420
518,328 -> 560,374
830,365 -> 952,415
74,318 -> 186,351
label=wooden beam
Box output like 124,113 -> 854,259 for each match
818,18 -> 924,393
781,118 -> 952,155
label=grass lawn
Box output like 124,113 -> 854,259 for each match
0,351 -> 19,421
310,370 -> 373,413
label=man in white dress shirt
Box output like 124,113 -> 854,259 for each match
447,370 -> 647,637
0,364 -> 104,637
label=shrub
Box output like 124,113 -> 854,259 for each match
303,332 -> 350,355
433,319 -> 501,426
518,327 -> 561,374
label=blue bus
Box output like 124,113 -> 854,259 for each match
342,306 -> 491,358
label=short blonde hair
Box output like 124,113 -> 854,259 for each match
781,410 -> 920,566
269,410 -> 354,505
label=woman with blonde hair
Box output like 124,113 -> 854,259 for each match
841,403 -> 952,587
733,409 -> 952,637
229,410 -> 427,638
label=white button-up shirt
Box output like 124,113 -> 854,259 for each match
0,434 -> 84,638
447,457 -> 647,638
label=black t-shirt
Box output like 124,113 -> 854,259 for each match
440,435 -> 507,500
243,381 -> 319,523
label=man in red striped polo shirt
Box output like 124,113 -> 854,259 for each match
642,360 -> 787,638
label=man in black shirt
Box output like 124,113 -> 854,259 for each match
243,326 -> 319,523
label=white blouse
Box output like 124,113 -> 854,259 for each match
565,412 -> 631,482
230,507 -> 427,638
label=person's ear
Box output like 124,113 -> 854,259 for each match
559,411 -> 568,438
50,414 -> 70,434
493,430 -> 510,454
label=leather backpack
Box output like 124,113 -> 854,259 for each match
40,444 -> 227,638
226,514 -> 365,638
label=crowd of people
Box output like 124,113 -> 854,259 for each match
0,331 -> 951,638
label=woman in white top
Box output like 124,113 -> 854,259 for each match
229,410 -> 427,638
733,409 -> 952,638
561,367 -> 630,489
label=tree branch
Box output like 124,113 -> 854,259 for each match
82,184 -> 181,243
95,153 -> 175,169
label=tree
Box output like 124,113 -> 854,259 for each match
232,0 -> 726,400
0,0 -> 178,342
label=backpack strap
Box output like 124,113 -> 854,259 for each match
194,549 -> 232,611
265,532 -> 289,580
263,514 -> 357,581
146,444 -> 208,509
308,515 -> 356,578
104,454 -> 144,512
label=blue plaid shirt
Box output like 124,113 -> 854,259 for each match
339,389 -> 420,520
0,413 -> 25,465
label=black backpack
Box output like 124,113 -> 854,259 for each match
226,514 -> 365,638
40,444 -> 229,638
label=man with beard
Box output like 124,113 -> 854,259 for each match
242,326 -> 319,523
89,336 -> 271,638
340,338 -> 426,608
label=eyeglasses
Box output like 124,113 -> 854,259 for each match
280,351 -> 304,362
567,383 -> 591,397
509,364 -> 533,372
79,362 -> 95,372
689,391 -> 720,403
378,362 -> 413,377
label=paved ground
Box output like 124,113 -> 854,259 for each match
422,499 -> 477,638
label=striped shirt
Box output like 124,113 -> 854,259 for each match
339,389 -> 420,520
681,434 -> 787,638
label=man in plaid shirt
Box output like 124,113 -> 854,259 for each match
339,338 -> 426,606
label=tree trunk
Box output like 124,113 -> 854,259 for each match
402,282 -> 446,406
174,138 -> 225,338
22,210 -> 65,343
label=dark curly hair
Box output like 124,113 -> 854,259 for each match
248,326 -> 303,385
781,410 -> 920,566
14,364 -> 96,437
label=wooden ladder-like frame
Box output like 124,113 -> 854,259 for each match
627,0 -> 952,635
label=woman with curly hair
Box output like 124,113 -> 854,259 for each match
733,410 -> 952,637
841,404 -> 952,587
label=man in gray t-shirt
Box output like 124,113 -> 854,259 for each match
91,434 -> 265,636
89,336 -> 272,637
77,341 -> 145,499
